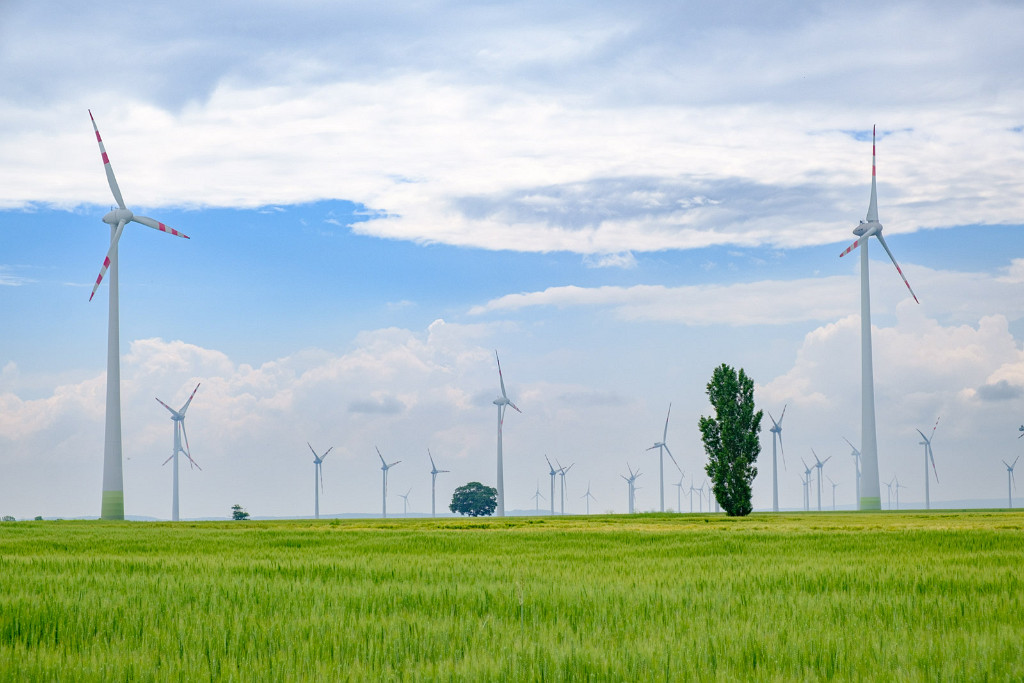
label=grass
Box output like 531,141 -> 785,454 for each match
1,511 -> 1022,680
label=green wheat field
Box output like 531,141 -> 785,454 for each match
1,511 -> 1022,680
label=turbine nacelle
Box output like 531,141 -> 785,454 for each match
103,208 -> 134,226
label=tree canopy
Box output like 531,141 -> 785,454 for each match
449,482 -> 498,517
698,363 -> 763,516
231,504 -> 250,521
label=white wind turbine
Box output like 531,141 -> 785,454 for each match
801,458 -> 814,511
767,405 -> 787,512
307,442 -> 333,520
894,477 -> 907,510
1002,456 -> 1018,508
811,449 -> 832,512
155,383 -> 200,522
885,478 -> 895,510
531,481 -> 546,513
621,465 -> 641,514
492,351 -> 521,517
827,475 -> 839,511
581,481 -> 597,515
399,488 -> 412,516
646,403 -> 682,512
428,449 -> 449,518
376,447 -> 401,518
688,478 -> 700,513
557,461 -> 574,515
916,418 -> 940,510
839,125 -> 920,511
673,474 -> 686,513
88,111 -> 190,520
799,473 -> 809,512
544,455 -> 559,515
843,437 -> 862,508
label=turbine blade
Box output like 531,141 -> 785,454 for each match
376,446 -> 385,466
866,125 -> 879,223
929,445 -> 938,483
875,232 -> 919,304
663,444 -> 682,474
132,215 -> 189,239
89,218 -> 127,301
663,403 -> 672,442
180,383 -> 200,414
930,416 -> 940,440
778,404 -> 787,424
162,454 -> 173,466
779,432 -> 787,470
509,401 -> 522,414
321,447 -> 333,461
181,421 -> 200,470
155,397 -> 178,417
495,350 -> 508,399
838,238 -> 862,258
308,442 -> 318,458
89,110 -> 126,210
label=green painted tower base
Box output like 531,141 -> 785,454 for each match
859,496 -> 881,511
101,490 -> 124,520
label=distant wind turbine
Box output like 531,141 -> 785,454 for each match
89,111 -> 190,520
916,418 -> 940,510
811,449 -> 831,512
307,442 -> 332,520
646,403 -> 682,512
531,481 -> 545,513
843,437 -> 862,509
545,455 -> 559,515
492,351 -> 521,517
801,458 -> 814,511
155,383 -> 200,522
688,478 -> 700,513
581,481 -> 596,515
673,474 -> 686,513
894,477 -> 907,510
1002,456 -> 1019,508
767,405 -> 787,512
621,465 -> 641,514
399,488 -> 412,516
428,449 -> 449,518
376,447 -> 400,518
827,475 -> 839,511
839,125 -> 920,511
557,461 -> 574,515
884,478 -> 895,510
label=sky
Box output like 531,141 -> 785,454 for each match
2,0 -> 1024,519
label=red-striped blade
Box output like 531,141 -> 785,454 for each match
133,215 -> 189,239
875,233 -> 919,303
181,421 -> 200,470
89,218 -> 127,301
839,239 -> 861,258
155,396 -> 178,417
929,416 -> 940,441
496,350 -> 508,400
928,444 -> 938,483
180,383 -> 200,414
162,454 -> 174,466
89,110 -> 126,210
321,446 -> 333,462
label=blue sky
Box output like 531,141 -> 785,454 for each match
2,0 -> 1024,518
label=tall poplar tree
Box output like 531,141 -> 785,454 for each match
698,364 -> 763,516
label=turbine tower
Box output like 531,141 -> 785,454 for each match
307,442 -> 333,520
557,461 -> 574,515
894,477 -> 906,510
827,475 -> 839,511
492,351 -> 521,517
581,481 -> 596,515
811,449 -> 831,512
1002,456 -> 1018,508
916,418 -> 940,510
544,455 -> 559,515
839,125 -> 919,511
399,488 -> 411,516
646,403 -> 681,512
428,449 -> 449,518
88,111 -> 190,520
843,437 -> 862,508
155,383 -> 200,522
621,465 -> 641,514
376,447 -> 400,518
767,405 -> 787,512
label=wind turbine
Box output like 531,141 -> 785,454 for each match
843,437 -> 862,508
767,405 -> 787,512
545,455 -> 558,515
399,488 -> 412,516
531,481 -> 546,513
376,447 -> 400,518
916,418 -> 940,510
621,465 -> 641,514
88,111 -> 190,520
839,125 -> 919,511
673,474 -> 686,513
428,449 -> 449,518
811,449 -> 832,512
581,481 -> 597,515
801,458 -> 814,511
155,383 -> 200,522
307,442 -> 332,520
492,351 -> 521,517
1002,457 -> 1018,508
894,477 -> 907,510
827,475 -> 839,511
646,403 -> 682,512
885,478 -> 895,510
1018,425 -> 1024,439
799,473 -> 809,512
688,478 -> 700,513
557,461 -> 574,515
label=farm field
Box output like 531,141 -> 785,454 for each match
1,511 -> 1022,680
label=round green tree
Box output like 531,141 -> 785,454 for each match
698,363 -> 763,516
449,482 -> 498,517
